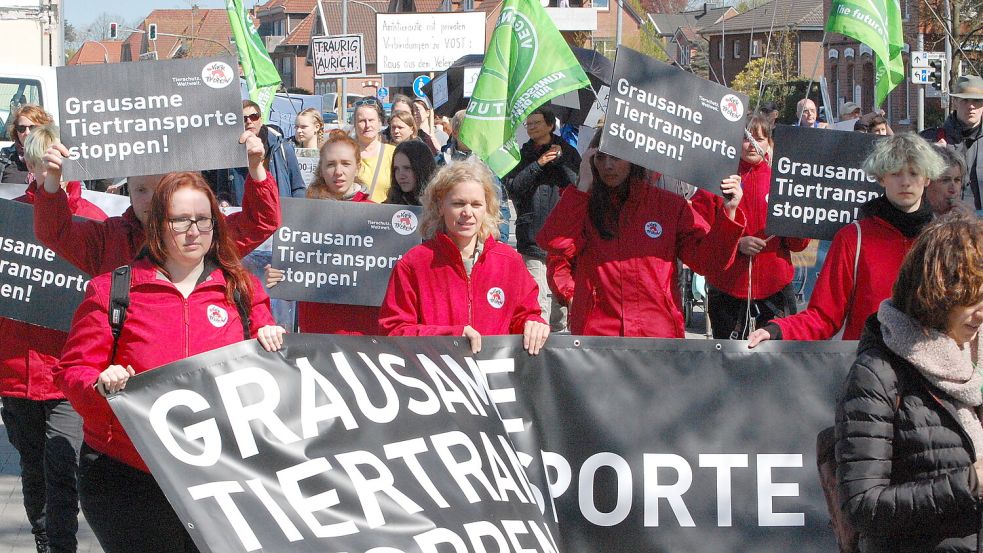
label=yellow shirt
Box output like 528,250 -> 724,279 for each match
357,143 -> 395,202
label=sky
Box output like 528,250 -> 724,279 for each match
65,0 -> 228,28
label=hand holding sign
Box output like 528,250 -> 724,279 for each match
720,174 -> 743,217
241,131 -> 267,182
42,143 -> 70,194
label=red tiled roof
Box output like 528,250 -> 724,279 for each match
256,0 -> 318,14
126,8 -> 235,61
282,11 -> 315,46
67,41 -> 125,65
277,0 -> 389,62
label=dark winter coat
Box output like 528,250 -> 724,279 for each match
835,316 -> 982,553
921,113 -> 983,209
0,144 -> 29,184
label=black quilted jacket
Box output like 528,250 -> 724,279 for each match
836,316 -> 983,552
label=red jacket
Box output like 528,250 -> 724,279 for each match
690,159 -> 811,299
773,214 -> 916,341
379,233 -> 545,336
34,173 -> 281,277
537,180 -> 745,337
0,181 -> 107,401
297,190 -> 381,335
54,258 -> 275,472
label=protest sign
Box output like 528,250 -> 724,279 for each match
376,13 -> 486,73
112,335 -> 852,553
311,34 -> 366,78
294,147 -> 319,187
0,199 -> 90,331
110,335 -> 557,553
57,56 -> 245,181
600,47 -> 746,194
270,198 -> 422,306
765,126 -> 882,240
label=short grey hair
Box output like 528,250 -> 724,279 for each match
796,98 -> 816,118
933,145 -> 967,180
862,132 -> 946,180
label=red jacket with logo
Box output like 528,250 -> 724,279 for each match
297,190 -> 381,335
0,181 -> 107,401
53,258 -> 275,472
379,233 -> 545,337
773,215 -> 913,341
33,173 -> 281,276
537,179 -> 745,337
690,159 -> 811,299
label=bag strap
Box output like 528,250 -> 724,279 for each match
366,144 -> 386,197
233,288 -> 251,341
108,265 -> 132,363
841,220 -> 862,332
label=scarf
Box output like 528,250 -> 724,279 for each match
878,300 -> 983,459
859,194 -> 933,239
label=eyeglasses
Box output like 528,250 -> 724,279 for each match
15,124 -> 36,133
523,119 -> 545,128
168,217 -> 214,233
243,113 -> 261,123
354,97 -> 380,107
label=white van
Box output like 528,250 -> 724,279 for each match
0,64 -> 58,149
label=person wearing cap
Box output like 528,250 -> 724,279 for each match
920,74 -> 983,209
839,101 -> 862,122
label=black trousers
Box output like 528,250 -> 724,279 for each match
1,396 -> 82,553
707,284 -> 798,340
78,444 -> 200,553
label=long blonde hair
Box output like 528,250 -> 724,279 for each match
296,107 -> 324,148
420,158 -> 502,240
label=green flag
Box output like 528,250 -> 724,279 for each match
458,0 -> 591,176
226,0 -> 281,119
825,0 -> 904,107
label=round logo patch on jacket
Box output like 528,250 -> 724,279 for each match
644,221 -> 663,239
487,287 -> 506,309
207,305 -> 229,327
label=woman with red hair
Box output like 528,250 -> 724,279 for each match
1,103 -> 53,183
54,172 -> 284,553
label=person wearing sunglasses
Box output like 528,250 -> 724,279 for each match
1,103 -> 53,184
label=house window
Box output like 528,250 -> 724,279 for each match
718,39 -> 724,61
733,39 -> 741,59
593,38 -> 616,60
591,0 -> 610,10
750,39 -> 762,58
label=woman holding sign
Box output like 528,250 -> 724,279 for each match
54,172 -> 284,553
691,115 -> 811,339
536,133 -> 746,338
379,158 -> 549,354
267,129 -> 382,335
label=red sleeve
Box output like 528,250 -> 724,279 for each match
34,186 -> 110,276
227,172 -> 281,257
509,267 -> 546,334
546,253 -> 574,306
247,276 -> 276,336
76,199 -> 108,222
536,186 -> 589,258
378,259 -> 465,337
774,225 -> 857,340
675,200 -> 746,276
688,189 -> 722,226
53,281 -> 111,421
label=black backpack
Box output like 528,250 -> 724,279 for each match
107,265 -> 251,362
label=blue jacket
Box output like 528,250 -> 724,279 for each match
216,126 -> 306,205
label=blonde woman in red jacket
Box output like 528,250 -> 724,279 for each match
379,158 -> 549,354
691,115 -> 811,339
54,173 -> 285,553
536,133 -> 746,337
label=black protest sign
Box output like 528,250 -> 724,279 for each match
0,199 -> 90,331
270,198 -> 423,306
57,57 -> 245,181
600,47 -> 746,194
311,34 -> 366,78
109,335 -> 557,553
765,126 -> 883,240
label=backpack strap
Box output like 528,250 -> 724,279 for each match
233,288 -> 251,341
108,265 -> 132,363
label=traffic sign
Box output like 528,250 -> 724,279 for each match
413,75 -> 431,98
911,67 -> 931,84
377,86 -> 389,101
911,51 -> 944,68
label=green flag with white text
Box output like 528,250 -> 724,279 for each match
226,0 -> 281,119
826,0 -> 903,107
458,0 -> 591,177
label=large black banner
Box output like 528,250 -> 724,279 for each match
0,199 -> 90,331
111,336 -> 854,552
270,198 -> 423,306
600,47 -> 747,194
57,56 -> 245,181
765,126 -> 883,240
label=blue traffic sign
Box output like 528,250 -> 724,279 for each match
377,86 -> 390,101
413,75 -> 431,99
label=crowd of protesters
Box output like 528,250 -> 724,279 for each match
2,73 -> 983,553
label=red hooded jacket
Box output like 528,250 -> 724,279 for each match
537,179 -> 745,337
33,173 -> 281,276
690,159 -> 811,299
379,233 -> 545,336
296,190 -> 381,335
54,258 -> 275,472
0,181 -> 107,401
